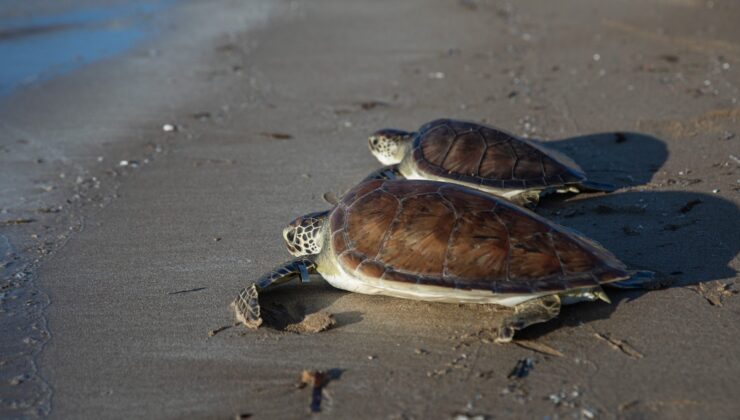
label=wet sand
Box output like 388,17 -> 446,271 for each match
2,0 -> 739,418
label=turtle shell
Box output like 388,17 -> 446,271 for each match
410,119 -> 585,190
329,179 -> 630,294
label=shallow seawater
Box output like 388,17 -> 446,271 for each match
0,0 -> 176,97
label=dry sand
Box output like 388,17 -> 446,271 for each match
1,0 -> 739,418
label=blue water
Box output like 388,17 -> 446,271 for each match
0,0 -> 176,97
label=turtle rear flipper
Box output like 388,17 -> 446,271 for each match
578,180 -> 618,193
497,295 -> 561,343
606,270 -> 658,289
510,190 -> 542,208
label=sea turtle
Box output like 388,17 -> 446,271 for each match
366,119 -> 614,206
233,179 -> 650,342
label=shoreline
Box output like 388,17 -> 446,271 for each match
0,0 -> 275,416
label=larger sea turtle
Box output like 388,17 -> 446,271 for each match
234,179 -> 650,341
367,119 -> 614,205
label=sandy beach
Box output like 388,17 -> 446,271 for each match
1,0 -> 739,418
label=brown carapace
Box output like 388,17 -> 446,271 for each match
367,119 -> 614,205
414,119 -> 583,189
331,179 -> 629,293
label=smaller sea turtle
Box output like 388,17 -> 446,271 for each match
233,180 -> 650,341
367,119 -> 614,205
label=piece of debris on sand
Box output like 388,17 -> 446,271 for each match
500,381 -> 530,403
691,280 -> 737,307
593,333 -> 644,359
169,286 -> 207,295
357,100 -> 389,110
1,218 -> 35,225
451,413 -> 487,420
547,386 -> 584,408
622,225 -> 640,236
297,369 -> 342,413
639,273 -> 676,290
299,370 -> 329,389
285,311 -> 336,334
662,219 -> 698,231
592,204 -> 646,215
208,325 -> 231,337
208,324 -> 236,337
507,358 -> 534,379
514,340 -> 564,357
679,199 -> 702,213
614,132 -> 628,143
260,132 -> 293,140
618,400 -> 641,412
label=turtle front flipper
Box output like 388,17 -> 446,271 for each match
233,257 -> 317,329
496,295 -> 561,343
362,165 -> 402,182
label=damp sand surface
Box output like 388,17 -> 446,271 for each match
1,0 -> 740,418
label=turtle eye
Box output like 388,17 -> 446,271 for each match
287,231 -> 295,242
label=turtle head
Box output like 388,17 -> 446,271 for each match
282,211 -> 328,256
368,129 -> 413,165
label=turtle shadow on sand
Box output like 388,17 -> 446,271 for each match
522,189 -> 740,338
542,190 -> 740,287
251,185 -> 740,338
540,131 -> 668,189
253,132 -> 733,340
515,292 -> 639,341
517,131 -> 738,336
254,279 -> 520,337
253,195 -> 738,340
256,280 -> 363,332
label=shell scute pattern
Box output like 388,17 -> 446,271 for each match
508,232 -> 562,280
440,131 -> 487,176
444,210 -> 509,280
330,180 -> 629,294
412,119 -> 586,189
331,227 -> 348,255
346,190 -> 398,257
381,180 -> 442,198
438,184 -> 494,213
376,193 -> 454,276
479,144 -> 516,179
338,251 -> 364,271
418,124 -> 455,166
357,259 -> 386,278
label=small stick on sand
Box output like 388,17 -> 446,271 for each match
298,369 -> 342,413
594,333 -> 644,359
514,340 -> 565,357
208,324 -> 237,337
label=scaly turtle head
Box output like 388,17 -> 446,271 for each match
368,129 -> 413,165
283,211 -> 328,256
